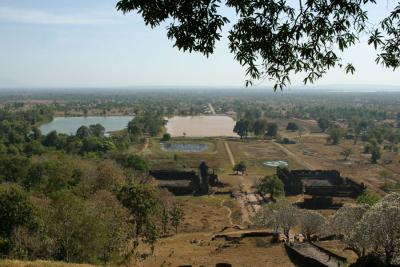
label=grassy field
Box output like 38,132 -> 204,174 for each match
278,130 -> 400,195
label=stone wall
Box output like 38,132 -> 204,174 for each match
150,169 -> 220,196
277,167 -> 365,198
285,243 -> 347,267
150,170 -> 199,181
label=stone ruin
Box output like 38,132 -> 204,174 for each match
277,167 -> 366,208
150,161 -> 221,196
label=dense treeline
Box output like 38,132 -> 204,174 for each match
0,90 -> 213,117
0,155 -> 182,264
0,106 -> 53,155
0,106 -> 183,265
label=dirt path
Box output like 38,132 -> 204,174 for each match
138,138 -> 150,154
223,140 -> 262,225
220,199 -> 233,226
208,103 -> 216,115
272,142 -> 316,170
224,141 -> 235,167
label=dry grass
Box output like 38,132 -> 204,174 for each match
173,195 -> 232,233
284,133 -> 400,194
0,260 -> 96,267
132,122 -> 398,266
138,234 -> 296,267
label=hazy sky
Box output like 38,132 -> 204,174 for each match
0,0 -> 399,88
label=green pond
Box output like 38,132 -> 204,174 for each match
160,142 -> 208,152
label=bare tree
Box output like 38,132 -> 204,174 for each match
341,148 -> 353,161
255,201 -> 299,241
330,204 -> 369,238
331,194 -> 400,264
274,202 -> 298,240
299,210 -> 326,241
357,193 -> 400,265
330,204 -> 370,258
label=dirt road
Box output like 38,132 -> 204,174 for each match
224,141 -> 235,167
223,140 -> 262,225
208,103 -> 216,115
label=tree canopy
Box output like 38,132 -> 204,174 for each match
117,0 -> 400,88
256,175 -> 284,201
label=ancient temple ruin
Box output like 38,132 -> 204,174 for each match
277,167 -> 366,208
150,161 -> 220,196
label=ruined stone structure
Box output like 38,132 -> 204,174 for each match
150,162 -> 221,196
277,167 -> 365,199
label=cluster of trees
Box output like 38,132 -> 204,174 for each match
0,107 -> 53,156
0,108 -> 133,158
40,90 -> 213,118
256,192 -> 400,266
0,106 -> 186,265
234,118 -> 278,139
128,111 -> 164,137
256,201 -> 326,242
0,154 -> 184,265
40,126 -> 129,157
316,115 -> 399,164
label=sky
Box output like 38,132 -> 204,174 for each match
0,0 -> 399,89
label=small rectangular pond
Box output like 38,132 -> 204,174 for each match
263,160 -> 289,168
165,116 -> 236,137
39,116 -> 133,135
160,142 -> 208,153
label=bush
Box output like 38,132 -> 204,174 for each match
117,154 -> 149,172
161,133 -> 171,141
286,122 -> 299,131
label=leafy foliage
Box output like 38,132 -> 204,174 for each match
233,119 -> 250,139
0,185 -> 35,255
286,122 -> 299,132
256,175 -> 284,201
116,0 -> 400,87
118,183 -> 161,243
266,122 -> 278,137
116,154 -> 149,172
356,190 -> 380,206
169,203 -> 184,234
327,126 -> 344,145
233,161 -> 247,174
